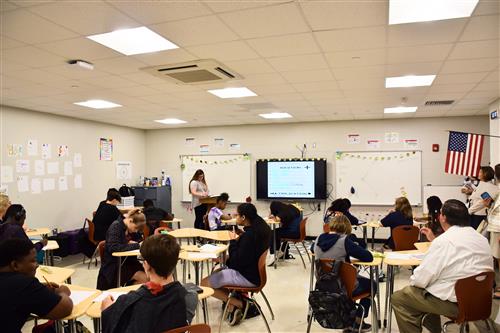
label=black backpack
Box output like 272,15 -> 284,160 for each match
119,184 -> 135,197
308,260 -> 357,329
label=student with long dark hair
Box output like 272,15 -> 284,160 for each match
468,166 -> 498,229
201,203 -> 271,326
426,196 -> 443,238
189,169 -> 209,229
381,197 -> 413,249
269,201 -> 301,260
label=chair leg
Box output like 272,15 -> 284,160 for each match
302,241 -> 311,262
252,297 -> 271,333
443,320 -> 454,333
87,247 -> 99,269
260,290 -> 275,320
218,292 -> 233,333
306,312 -> 313,333
357,304 -> 365,333
487,319 -> 498,333
294,243 -> 306,269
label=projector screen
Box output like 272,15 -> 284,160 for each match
256,159 -> 327,200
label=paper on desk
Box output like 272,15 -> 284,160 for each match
386,252 -> 425,261
69,290 -> 96,306
93,291 -> 128,303
187,252 -> 217,259
199,244 -> 221,253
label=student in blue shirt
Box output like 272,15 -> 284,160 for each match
207,193 -> 232,231
381,197 -> 414,249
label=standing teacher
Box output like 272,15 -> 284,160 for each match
189,169 -> 209,229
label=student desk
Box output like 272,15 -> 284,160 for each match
118,206 -> 142,214
26,227 -> 50,237
383,250 -> 425,332
359,222 -> 386,249
36,265 -> 75,284
169,228 -> 237,243
43,240 -> 59,266
161,217 -> 183,230
414,242 -> 431,252
58,285 -> 100,333
112,249 -> 140,288
179,244 -> 229,285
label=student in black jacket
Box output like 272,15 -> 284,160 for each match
93,191 -> 122,242
268,201 -> 301,259
201,203 -> 271,326
381,197 -> 414,249
143,199 -> 173,234
101,234 -> 196,333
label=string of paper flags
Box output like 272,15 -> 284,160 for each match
336,151 -> 417,160
180,154 -> 250,169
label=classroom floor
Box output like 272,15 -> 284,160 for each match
23,244 -> 500,333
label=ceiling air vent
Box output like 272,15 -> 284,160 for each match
424,100 -> 454,106
141,59 -> 242,85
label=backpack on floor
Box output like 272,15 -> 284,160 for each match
308,260 -> 357,329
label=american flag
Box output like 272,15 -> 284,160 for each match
445,131 -> 484,177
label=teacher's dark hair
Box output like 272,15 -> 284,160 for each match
441,199 -> 469,227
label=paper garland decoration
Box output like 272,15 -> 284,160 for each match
335,151 -> 417,160
180,154 -> 250,168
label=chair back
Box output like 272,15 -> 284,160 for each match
154,227 -> 172,235
298,217 -> 308,241
256,250 -> 269,291
455,271 -> 494,323
97,241 -> 106,259
87,218 -> 97,245
203,213 -> 210,230
162,324 -> 211,333
317,259 -> 357,298
141,224 -> 150,239
393,225 -> 419,251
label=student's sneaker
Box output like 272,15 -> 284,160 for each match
244,302 -> 261,319
347,321 -> 372,332
228,308 -> 244,326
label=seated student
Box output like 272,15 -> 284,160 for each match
342,198 -> 360,226
143,199 -> 173,234
0,205 -> 47,261
425,196 -> 443,238
101,234 -> 197,333
313,215 -> 374,332
207,192 -> 232,231
391,200 -> 493,333
97,209 -> 148,290
201,203 -> 271,326
380,197 -> 413,249
268,201 -> 301,259
93,190 -> 122,242
0,238 -> 73,332
0,193 -> 11,223
323,199 -> 349,233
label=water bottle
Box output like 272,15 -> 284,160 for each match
166,176 -> 171,187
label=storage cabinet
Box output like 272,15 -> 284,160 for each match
132,186 -> 172,214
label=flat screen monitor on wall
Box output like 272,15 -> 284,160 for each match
256,159 -> 327,200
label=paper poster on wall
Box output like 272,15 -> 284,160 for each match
27,140 -> 38,156
229,143 -> 241,151
47,162 -> 59,175
73,153 -> 82,168
58,145 -> 69,157
100,138 -> 113,161
8,144 -> 23,157
347,134 -> 360,144
185,138 -> 195,147
17,176 -> 29,193
200,144 -> 209,154
43,178 -> 55,191
34,160 -> 45,176
64,161 -> 73,176
74,174 -> 83,189
58,176 -> 68,191
404,139 -> 419,148
0,185 -> 8,194
116,161 -> 132,180
366,140 -> 381,150
384,132 -> 400,144
214,138 -> 224,147
1,166 -> 13,183
31,178 -> 41,194
16,160 -> 30,173
42,144 -> 52,159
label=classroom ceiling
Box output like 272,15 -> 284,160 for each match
0,0 -> 499,129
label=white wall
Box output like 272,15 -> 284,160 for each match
489,99 -> 500,166
0,106 -> 146,231
145,116 -> 490,236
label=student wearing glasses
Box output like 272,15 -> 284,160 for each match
97,209 -> 148,290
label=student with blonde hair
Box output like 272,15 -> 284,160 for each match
0,193 -> 11,223
381,197 -> 414,249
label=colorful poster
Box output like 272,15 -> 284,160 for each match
347,134 -> 360,145
57,145 -> 69,157
200,144 -> 209,154
42,144 -> 52,159
27,140 -> 38,156
99,138 -> 113,161
8,144 -> 23,157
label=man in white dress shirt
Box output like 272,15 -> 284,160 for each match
391,199 -> 493,333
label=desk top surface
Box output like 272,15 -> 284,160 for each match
64,284 -> 101,320
384,249 -> 425,266
35,265 -> 75,284
26,228 -> 51,237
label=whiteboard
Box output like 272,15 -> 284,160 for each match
181,154 -> 251,203
335,151 -> 422,205
422,185 -> 467,212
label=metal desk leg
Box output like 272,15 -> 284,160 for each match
194,262 -> 200,285
68,319 -> 77,333
202,299 -> 209,324
182,260 -> 187,284
363,227 -> 368,247
273,224 -> 277,269
50,250 -> 55,266
93,318 -> 101,333
375,265 -> 381,329
371,228 -> 375,249
117,257 -> 122,288
309,257 -> 315,292
369,266 -> 378,333
387,265 -> 395,333
383,265 -> 392,328
177,221 -> 181,230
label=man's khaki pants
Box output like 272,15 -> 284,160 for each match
391,286 -> 458,333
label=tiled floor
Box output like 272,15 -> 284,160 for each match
23,245 -> 500,333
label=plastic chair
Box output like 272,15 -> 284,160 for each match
154,226 -> 172,235
141,223 -> 150,239
219,250 -> 274,333
392,225 -> 419,251
83,218 -> 99,269
97,241 -> 106,260
281,217 -> 311,269
163,324 -> 211,333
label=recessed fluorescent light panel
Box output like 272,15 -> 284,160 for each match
385,75 -> 436,88
155,118 -> 187,125
74,99 -> 122,109
207,87 -> 257,99
259,112 -> 293,119
87,27 -> 178,56
389,0 -> 479,25
384,106 -> 418,114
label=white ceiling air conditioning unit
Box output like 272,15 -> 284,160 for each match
141,59 -> 242,85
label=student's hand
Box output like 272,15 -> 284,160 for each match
229,231 -> 238,240
55,285 -> 71,296
420,227 -> 436,242
44,282 -> 60,290
101,295 -> 115,311
483,198 -> 493,207
22,224 -> 29,231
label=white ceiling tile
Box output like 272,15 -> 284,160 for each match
445,109 -> 480,117
6,68 -> 69,85
224,59 -> 276,75
130,48 -> 197,66
300,1 -> 387,30
353,113 -> 383,120
93,57 -> 148,75
460,15 -> 499,41
338,78 -> 384,90
0,61 -> 30,73
151,15 -> 238,47
203,1 -> 286,13
433,72 -> 489,85
385,62 -> 443,77
111,85 -> 167,97
292,81 -> 339,92
42,64 -> 111,80
483,70 -> 499,82
1,1 -> 19,11
441,58 -> 499,73
474,81 -> 499,92
466,90 -> 498,100
414,110 -> 448,118
325,49 -> 386,68
388,19 -> 466,47
281,69 -> 334,83
0,36 -> 26,49
120,72 -> 168,85
265,92 -> 305,102
388,44 -> 453,64
36,37 -> 122,61
448,40 -> 498,60
109,1 -> 212,25
314,26 -> 386,52
240,72 -> 287,86
219,3 -> 309,39
1,9 -> 78,43
424,92 -> 468,102
331,65 -> 385,81
456,97 -> 495,105
78,75 -> 139,89
428,83 -> 477,93
187,41 -> 259,61
2,46 -> 66,68
472,0 -> 499,16
28,2 -> 140,35
247,33 -> 320,58
267,54 -> 328,72
301,90 -> 345,101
